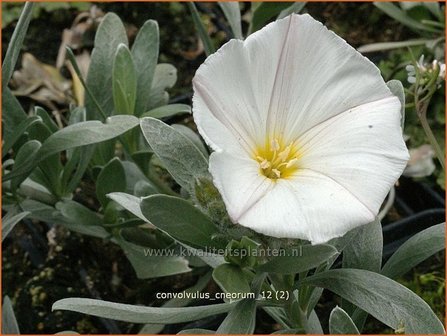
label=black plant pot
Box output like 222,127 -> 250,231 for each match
382,177 -> 445,259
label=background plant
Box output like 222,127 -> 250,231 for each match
2,2 -> 445,334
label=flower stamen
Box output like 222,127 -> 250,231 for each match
255,139 -> 301,180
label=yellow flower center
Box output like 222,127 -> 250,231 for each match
255,138 -> 301,180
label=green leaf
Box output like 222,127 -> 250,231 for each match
61,145 -> 96,195
142,104 -> 191,119
2,87 -> 27,141
213,264 -> 251,295
131,20 -> 159,116
178,329 -> 215,334
140,194 -> 221,249
187,2 -> 215,56
147,64 -> 177,110
55,200 -> 109,239
272,329 -> 302,334
57,200 -> 102,226
2,2 -> 34,88
381,223 -> 445,279
52,298 -> 236,324
373,2 -> 440,33
10,140 -> 41,191
277,2 -> 307,19
216,299 -> 257,334
117,236 -> 191,279
113,44 -> 137,115
329,306 -> 360,334
96,158 -> 126,208
343,219 -> 383,272
249,2 -> 292,34
35,106 -> 59,133
358,39 -> 437,53
307,309 -> 324,334
342,219 -> 382,322
257,244 -> 338,274
303,269 -> 445,334
140,117 -> 209,194
86,13 -> 128,119
2,115 -> 42,158
387,80 -> 405,129
172,124 -> 208,157
4,115 -> 139,181
141,272 -> 212,333
218,2 -> 243,39
2,211 -> 29,241
2,296 -> 20,334
107,192 -> 148,221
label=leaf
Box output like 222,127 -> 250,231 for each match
96,158 -> 126,208
373,2 -> 439,33
277,2 -> 307,19
358,39 -> 436,53
216,299 -> 257,334
387,80 -> 405,129
218,2 -> 243,39
172,124 -> 208,157
35,106 -> 59,133
2,296 -> 20,334
249,2 -> 292,34
61,145 -> 96,195
272,329 -> 302,334
303,269 -> 445,334
10,140 -> 41,190
112,44 -> 137,115
257,244 -> 338,274
187,2 -> 215,56
140,117 -> 209,194
131,20 -> 159,116
381,223 -> 445,279
329,306 -> 360,334
4,115 -> 139,181
55,200 -> 109,239
140,194 -> 221,249
2,87 -> 27,141
86,13 -> 128,119
107,192 -> 148,221
213,264 -> 251,295
147,63 -> 177,110
341,219 -> 383,321
3,116 -> 42,158
141,272 -> 212,333
121,160 -> 156,194
2,211 -> 29,241
178,329 -> 215,334
117,236 -> 191,279
52,298 -> 236,324
307,310 -> 324,334
142,104 -> 191,119
343,219 -> 383,272
2,2 -> 34,88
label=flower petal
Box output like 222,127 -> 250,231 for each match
296,96 -> 409,215
237,169 -> 376,244
246,14 -> 393,142
193,14 -> 396,151
209,151 -> 273,222
193,40 -> 266,155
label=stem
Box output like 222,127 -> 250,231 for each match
418,102 -> 445,170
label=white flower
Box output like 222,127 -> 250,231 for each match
192,14 -> 409,244
406,55 -> 425,84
